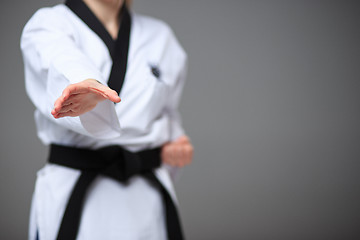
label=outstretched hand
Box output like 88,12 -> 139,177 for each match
161,135 -> 193,167
51,79 -> 121,119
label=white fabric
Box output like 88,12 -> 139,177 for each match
21,4 -> 187,240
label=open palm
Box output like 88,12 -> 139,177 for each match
51,79 -> 121,119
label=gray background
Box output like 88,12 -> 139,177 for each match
1,0 -> 360,239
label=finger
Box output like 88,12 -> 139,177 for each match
53,86 -> 81,114
53,110 -> 78,119
166,145 -> 177,166
53,95 -> 79,115
88,86 -> 108,99
95,82 -> 121,103
179,145 -> 187,167
169,145 -> 177,166
176,145 -> 185,167
174,145 -> 184,167
52,95 -> 67,115
61,87 -> 71,101
60,100 -> 73,108
56,103 -> 76,113
62,93 -> 85,106
105,89 -> 121,103
183,144 -> 194,165
89,86 -> 121,103
174,145 -> 185,167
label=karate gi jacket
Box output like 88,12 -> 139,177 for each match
21,3 -> 187,240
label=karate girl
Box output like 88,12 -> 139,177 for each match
21,0 -> 192,239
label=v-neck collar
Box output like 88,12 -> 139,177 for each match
65,0 -> 131,60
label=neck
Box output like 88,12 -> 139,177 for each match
83,0 -> 125,39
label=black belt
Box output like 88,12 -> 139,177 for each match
48,144 -> 184,240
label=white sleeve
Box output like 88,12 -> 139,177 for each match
163,29 -> 189,180
167,62 -> 187,141
165,28 -> 188,141
21,8 -> 121,139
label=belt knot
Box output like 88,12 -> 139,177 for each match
99,146 -> 142,182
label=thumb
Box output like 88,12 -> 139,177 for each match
91,84 -> 121,103
103,87 -> 121,103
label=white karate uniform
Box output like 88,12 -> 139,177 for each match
21,3 -> 187,240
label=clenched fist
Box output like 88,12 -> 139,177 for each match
51,79 -> 121,118
161,135 -> 193,167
